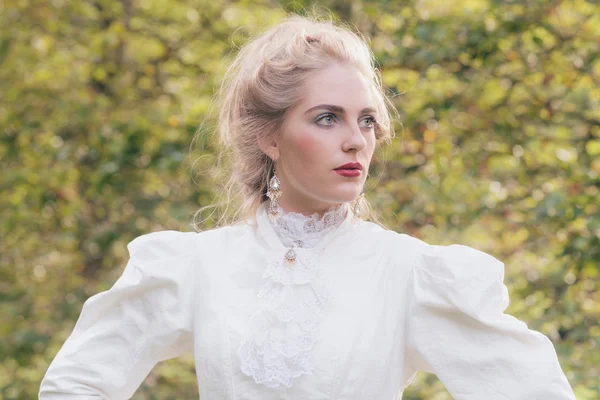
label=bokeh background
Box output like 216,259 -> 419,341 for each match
1,0 -> 599,398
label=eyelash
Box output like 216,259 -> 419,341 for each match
314,113 -> 377,128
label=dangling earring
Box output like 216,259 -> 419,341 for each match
352,191 -> 365,219
266,167 -> 281,220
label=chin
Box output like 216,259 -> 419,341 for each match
338,184 -> 364,200
306,182 -> 363,207
321,189 -> 362,204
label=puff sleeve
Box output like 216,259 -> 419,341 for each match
39,231 -> 198,399
405,243 -> 575,399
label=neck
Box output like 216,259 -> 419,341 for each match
275,197 -> 345,217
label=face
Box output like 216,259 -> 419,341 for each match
265,63 -> 377,215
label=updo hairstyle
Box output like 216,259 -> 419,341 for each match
196,15 -> 395,226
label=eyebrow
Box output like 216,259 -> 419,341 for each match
304,104 -> 377,115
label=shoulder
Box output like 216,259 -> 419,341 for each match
127,230 -> 197,259
406,241 -> 509,318
127,224 -> 246,263
406,239 -> 507,313
353,220 -> 430,265
416,242 -> 505,284
357,221 -> 505,283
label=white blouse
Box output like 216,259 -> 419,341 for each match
39,201 -> 576,399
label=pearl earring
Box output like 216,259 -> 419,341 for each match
352,191 -> 365,219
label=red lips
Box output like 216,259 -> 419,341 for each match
334,162 -> 363,170
334,162 -> 363,177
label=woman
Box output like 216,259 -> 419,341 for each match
39,16 -> 575,399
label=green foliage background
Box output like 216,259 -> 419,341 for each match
1,0 -> 598,398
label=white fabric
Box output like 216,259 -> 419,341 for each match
238,203 -> 349,388
39,201 -> 576,400
269,203 -> 348,248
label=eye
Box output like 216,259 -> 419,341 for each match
360,116 -> 376,129
315,113 -> 337,126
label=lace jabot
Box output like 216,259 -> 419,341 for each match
237,201 -> 351,389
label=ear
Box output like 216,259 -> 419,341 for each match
258,135 -> 280,161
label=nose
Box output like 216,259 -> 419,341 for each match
342,123 -> 367,152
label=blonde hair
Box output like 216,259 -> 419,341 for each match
192,15 -> 396,229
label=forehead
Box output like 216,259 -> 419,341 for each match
298,64 -> 375,111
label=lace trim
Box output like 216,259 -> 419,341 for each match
271,203 -> 347,249
237,202 -> 348,388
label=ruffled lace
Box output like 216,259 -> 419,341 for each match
271,204 -> 348,249
238,202 -> 349,388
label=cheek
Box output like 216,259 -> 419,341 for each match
290,134 -> 323,166
295,134 -> 316,152
367,133 -> 377,152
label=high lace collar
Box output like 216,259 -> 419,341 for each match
268,202 -> 349,249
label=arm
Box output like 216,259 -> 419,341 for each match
405,243 -> 575,399
39,231 -> 198,399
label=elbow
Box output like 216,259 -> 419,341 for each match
39,390 -> 105,400
39,375 -> 109,400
